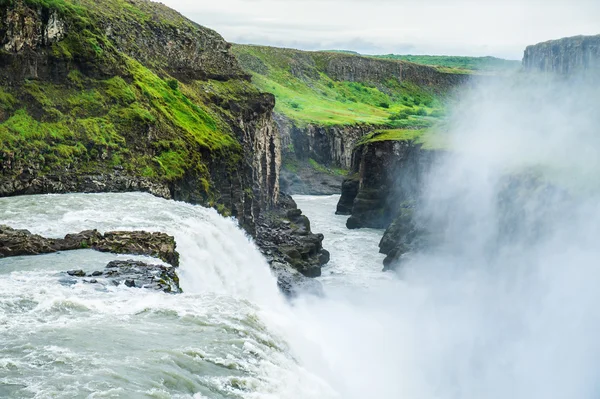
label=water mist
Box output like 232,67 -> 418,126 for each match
290,72 -> 600,399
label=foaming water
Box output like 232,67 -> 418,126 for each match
0,193 -> 334,398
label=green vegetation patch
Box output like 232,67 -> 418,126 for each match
357,128 -> 449,150
232,45 -> 446,127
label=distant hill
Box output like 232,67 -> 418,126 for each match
370,55 -> 521,74
232,44 -> 467,127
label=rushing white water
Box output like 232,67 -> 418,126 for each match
0,193 -> 335,399
3,186 -> 600,398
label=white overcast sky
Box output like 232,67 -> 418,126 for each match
160,0 -> 600,60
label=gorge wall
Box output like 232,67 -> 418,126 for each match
336,137 -> 438,230
276,114 -> 373,195
523,35 -> 600,75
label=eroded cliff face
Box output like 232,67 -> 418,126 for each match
276,114 -> 373,194
277,115 -> 370,170
523,35 -> 600,75
337,139 -> 437,230
324,55 -> 469,90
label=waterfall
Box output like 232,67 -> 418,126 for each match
0,192 -> 334,398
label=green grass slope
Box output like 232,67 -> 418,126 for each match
232,44 -> 452,128
0,0 -> 257,198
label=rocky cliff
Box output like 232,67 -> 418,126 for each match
276,114 -> 373,194
523,35 -> 600,75
336,136 -> 437,229
0,0 -> 328,282
323,54 -> 468,89
0,0 -> 279,228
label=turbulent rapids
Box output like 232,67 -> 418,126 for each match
0,193 -> 334,398
3,186 -> 600,398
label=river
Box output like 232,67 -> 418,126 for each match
2,191 -> 600,398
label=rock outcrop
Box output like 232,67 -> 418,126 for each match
523,35 -> 600,75
335,175 -> 359,215
256,194 -> 330,279
66,260 -> 181,293
338,139 -> 437,230
0,225 -> 180,266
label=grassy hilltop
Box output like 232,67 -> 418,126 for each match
232,44 -> 461,131
0,0 -> 261,197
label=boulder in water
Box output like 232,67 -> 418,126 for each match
68,260 -> 182,293
256,193 -> 330,280
0,226 -> 179,267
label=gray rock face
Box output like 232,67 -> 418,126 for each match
276,114 -> 372,171
325,55 -> 469,89
523,35 -> 600,75
67,260 -> 181,293
256,194 -> 330,279
276,114 -> 372,195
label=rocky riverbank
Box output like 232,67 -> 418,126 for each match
257,194 -> 330,283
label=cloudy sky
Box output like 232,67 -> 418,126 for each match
160,0 -> 599,60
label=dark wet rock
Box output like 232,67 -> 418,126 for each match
379,204 -> 417,255
0,226 -> 179,267
379,203 -> 424,271
0,226 -> 55,257
338,139 -> 436,230
336,175 -> 359,215
93,231 -> 179,267
75,260 -> 182,293
257,193 -> 330,282
67,269 -> 86,277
